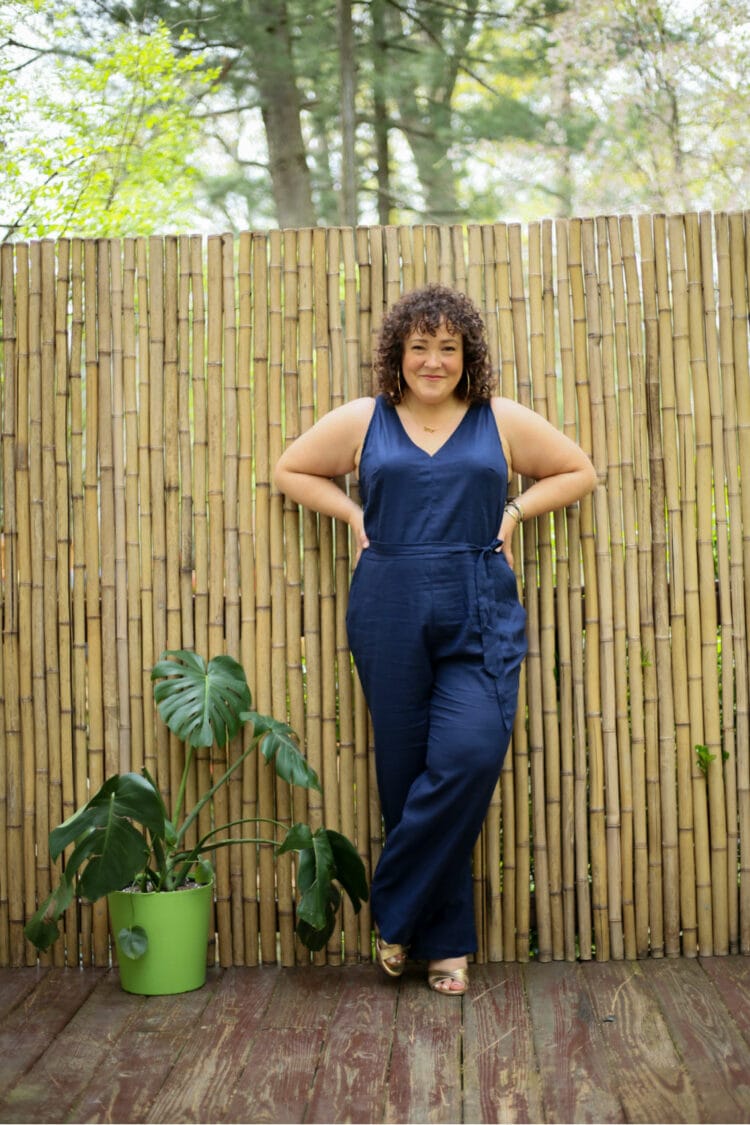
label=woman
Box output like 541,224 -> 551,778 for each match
274,284 -> 597,995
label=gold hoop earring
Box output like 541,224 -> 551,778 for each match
397,370 -> 405,402
464,370 -> 471,400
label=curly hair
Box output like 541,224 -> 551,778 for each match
374,284 -> 495,406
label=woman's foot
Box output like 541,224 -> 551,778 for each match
427,957 -> 469,996
376,936 -> 407,978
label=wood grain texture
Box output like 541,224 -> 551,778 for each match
1,957 -> 750,1123
463,962 -> 544,1124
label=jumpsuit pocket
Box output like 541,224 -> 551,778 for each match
476,550 -> 528,728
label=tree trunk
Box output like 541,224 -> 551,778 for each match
371,0 -> 392,225
244,0 -> 317,228
337,0 -> 357,226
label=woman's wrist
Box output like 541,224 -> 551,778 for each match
504,497 -> 524,525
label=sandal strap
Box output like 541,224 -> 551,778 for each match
376,936 -> 407,977
428,967 -> 469,993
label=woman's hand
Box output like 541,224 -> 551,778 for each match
350,507 -> 370,563
498,512 -> 518,568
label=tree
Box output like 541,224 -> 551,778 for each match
0,4 -> 217,239
512,0 -> 750,215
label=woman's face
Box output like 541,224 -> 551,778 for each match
400,320 -> 464,405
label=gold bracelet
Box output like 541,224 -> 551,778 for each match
504,498 -> 524,524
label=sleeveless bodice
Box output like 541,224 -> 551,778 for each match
358,396 -> 508,546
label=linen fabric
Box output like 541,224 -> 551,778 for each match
346,394 -> 527,959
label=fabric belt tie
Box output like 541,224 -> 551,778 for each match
365,538 -> 506,681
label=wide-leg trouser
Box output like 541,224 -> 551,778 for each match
346,547 -> 519,960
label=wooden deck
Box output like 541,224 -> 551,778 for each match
1,955 -> 750,1123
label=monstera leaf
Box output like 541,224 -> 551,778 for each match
279,823 -> 368,950
152,650 -> 252,748
242,711 -> 321,792
23,772 -> 166,950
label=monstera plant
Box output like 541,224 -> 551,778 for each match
25,650 -> 367,989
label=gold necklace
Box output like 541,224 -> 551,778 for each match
402,400 -> 462,434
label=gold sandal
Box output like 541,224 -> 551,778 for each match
376,936 -> 407,978
427,966 -> 469,996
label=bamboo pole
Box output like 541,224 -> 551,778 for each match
312,226 -> 343,966
492,222 -> 524,961
221,232 -> 246,965
327,228 -> 360,962
37,242 -> 63,966
136,240 -> 156,789
554,220 -> 592,961
466,224 -> 490,961
668,215 -> 714,954
477,223 -> 503,962
583,219 -> 622,960
595,217 -> 634,959
122,241 -> 144,778
524,222 -> 555,963
254,225 -> 278,962
1,244 -> 24,964
357,228 -> 382,900
622,218 -> 663,956
237,231 -> 255,966
109,241 -> 130,776
81,241 -> 108,962
639,215 -> 680,956
717,212 -> 750,953
97,241 -> 118,790
26,243 -> 53,965
608,218 -> 649,957
341,225 -> 373,957
163,239 -> 182,679
686,213 -> 729,954
243,230 -> 269,965
543,222 -> 576,962
15,246 -> 38,966
204,235 -> 231,964
650,216 -> 688,956
68,240 -> 89,963
272,227 -> 295,966
177,236 -> 195,655
728,213 -> 750,952
511,222 -> 554,964
569,220 -> 608,960
700,212 -> 738,952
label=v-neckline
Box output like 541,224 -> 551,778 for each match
393,402 -> 472,459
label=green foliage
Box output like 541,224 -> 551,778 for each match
695,743 -> 730,777
23,649 -> 367,957
3,0 -> 748,232
1,5 -> 218,238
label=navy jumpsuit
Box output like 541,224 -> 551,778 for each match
346,395 -> 528,960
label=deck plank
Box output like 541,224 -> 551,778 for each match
383,968 -> 463,1125
145,966 -> 281,1124
304,964 -> 398,1124
222,1026 -> 326,1124
524,960 -> 625,1123
0,972 -> 146,1124
580,960 -> 702,1124
463,962 -> 544,1125
641,957 -> 750,1123
0,967 -> 105,1098
700,953 -> 750,1045
70,969 -> 222,1124
0,966 -> 50,1020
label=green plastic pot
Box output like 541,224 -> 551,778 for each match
108,881 -> 213,995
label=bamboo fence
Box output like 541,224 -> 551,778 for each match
0,213 -> 748,969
